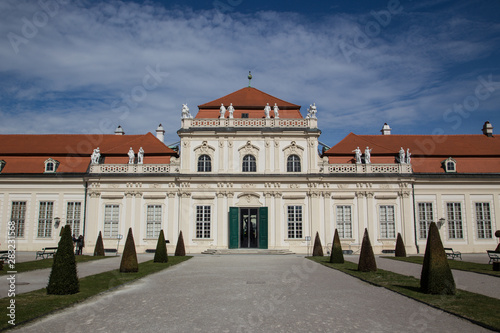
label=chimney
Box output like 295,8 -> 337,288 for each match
156,124 -> 165,143
482,121 -> 493,137
115,125 -> 125,135
381,123 -> 391,135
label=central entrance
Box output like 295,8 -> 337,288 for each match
240,208 -> 258,248
229,207 -> 268,249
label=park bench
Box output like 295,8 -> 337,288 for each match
0,250 -> 9,260
381,249 -> 395,254
444,247 -> 462,260
36,247 -> 58,259
104,248 -> 119,256
487,250 -> 500,264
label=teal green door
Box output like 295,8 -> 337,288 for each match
229,207 -> 239,249
258,207 -> 268,249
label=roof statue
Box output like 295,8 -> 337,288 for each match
220,103 -> 226,119
273,103 -> 280,119
138,147 -> 144,164
406,148 -> 411,164
228,103 -> 234,119
264,103 -> 271,119
306,103 -> 317,119
91,147 -> 100,164
364,146 -> 372,164
128,147 -> 135,164
353,147 -> 362,164
181,103 -> 193,119
399,147 -> 405,164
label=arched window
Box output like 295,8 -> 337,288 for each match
287,155 -> 301,172
197,155 -> 212,172
46,162 -> 54,172
446,161 -> 455,171
242,155 -> 256,172
442,157 -> 457,173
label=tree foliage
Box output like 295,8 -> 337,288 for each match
420,222 -> 456,295
312,232 -> 324,256
174,231 -> 186,256
330,229 -> 344,263
47,225 -> 79,295
154,229 -> 168,263
94,231 -> 105,256
395,232 -> 407,257
119,228 -> 139,273
358,228 -> 377,272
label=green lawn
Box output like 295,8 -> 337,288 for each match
308,257 -> 500,331
0,257 -> 192,331
0,255 -> 107,276
381,255 -> 500,277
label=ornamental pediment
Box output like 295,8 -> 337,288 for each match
193,141 -> 216,155
238,141 -> 260,154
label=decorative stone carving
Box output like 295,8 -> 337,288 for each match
138,147 -> 144,164
406,148 -> 411,164
366,192 -> 374,198
228,103 -> 234,119
150,183 -> 161,188
220,103 -> 226,119
289,184 -> 300,189
273,103 -> 280,119
282,141 -> 304,160
399,147 -> 405,164
353,147 -> 362,164
242,184 -> 256,188
364,147 -> 372,164
337,184 -> 348,189
89,191 -> 101,198
128,147 -> 135,164
167,192 -> 176,198
181,104 -> 193,119
264,103 -> 271,118
306,103 -> 317,119
91,147 -> 101,164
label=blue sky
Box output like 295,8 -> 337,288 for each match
1,0 -> 499,146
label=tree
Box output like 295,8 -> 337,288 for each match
395,233 -> 407,257
358,228 -> 377,272
94,231 -> 105,256
154,230 -> 168,263
330,229 -> 344,263
119,228 -> 138,273
47,225 -> 79,295
174,231 -> 186,256
420,222 -> 456,295
312,232 -> 324,256
495,230 -> 500,252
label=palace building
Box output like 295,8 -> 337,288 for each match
0,86 -> 499,254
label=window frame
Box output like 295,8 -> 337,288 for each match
195,205 -> 211,239
286,154 -> 301,172
11,201 -> 26,238
146,204 -> 162,238
417,202 -> 433,239
37,201 -> 54,238
475,202 -> 492,239
197,154 -> 212,172
336,205 -> 352,239
287,205 -> 303,239
446,202 -> 463,239
242,154 -> 257,172
379,205 -> 396,239
66,202 -> 82,236
104,204 -> 120,238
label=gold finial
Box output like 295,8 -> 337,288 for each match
248,71 -> 252,87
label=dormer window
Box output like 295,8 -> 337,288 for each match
443,157 -> 457,173
44,158 -> 59,173
242,113 -> 249,118
0,160 -> 5,173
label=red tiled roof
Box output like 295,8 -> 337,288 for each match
0,133 -> 176,174
324,133 -> 500,173
196,87 -> 303,119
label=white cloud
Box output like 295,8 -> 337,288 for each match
0,0 -> 499,144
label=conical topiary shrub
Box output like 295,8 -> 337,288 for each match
174,231 -> 186,256
94,231 -> 105,256
358,228 -> 377,272
312,232 -> 324,256
495,230 -> 500,252
420,222 -> 456,295
395,232 -> 407,257
119,228 -> 138,273
59,225 -> 65,236
47,225 -> 79,295
154,230 -> 168,263
330,229 -> 344,263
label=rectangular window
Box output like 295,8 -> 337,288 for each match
447,202 -> 463,239
196,206 -> 211,238
418,203 -> 433,239
66,202 -> 81,236
11,201 -> 26,237
336,205 -> 352,238
38,201 -> 53,238
147,205 -> 162,238
104,204 -> 120,238
287,206 -> 303,239
475,202 -> 492,239
379,205 -> 395,238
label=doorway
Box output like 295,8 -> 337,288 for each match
240,208 -> 258,248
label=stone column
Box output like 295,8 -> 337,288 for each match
217,192 -> 225,248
